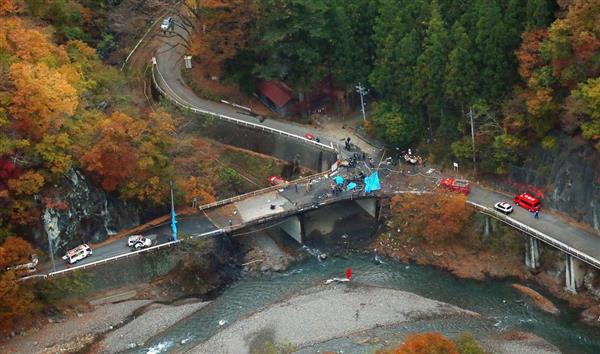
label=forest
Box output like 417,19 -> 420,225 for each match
191,0 -> 599,175
1,0 -> 600,328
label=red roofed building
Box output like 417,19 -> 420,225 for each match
257,80 -> 294,116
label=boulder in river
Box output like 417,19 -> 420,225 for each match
512,284 -> 560,315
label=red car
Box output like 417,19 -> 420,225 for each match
439,178 -> 470,195
267,176 -> 286,186
304,133 -> 315,140
514,193 -> 541,212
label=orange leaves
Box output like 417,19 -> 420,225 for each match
190,0 -> 257,68
0,236 -> 37,332
81,110 -> 175,197
516,29 -> 548,81
0,0 -> 19,15
180,176 -> 216,205
82,137 -> 137,192
0,235 -> 33,269
390,191 -> 472,244
378,332 -> 459,354
0,17 -> 68,64
9,62 -> 78,139
81,112 -> 140,191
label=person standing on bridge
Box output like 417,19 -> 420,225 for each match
534,210 -> 539,219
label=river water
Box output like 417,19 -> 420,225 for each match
135,254 -> 600,354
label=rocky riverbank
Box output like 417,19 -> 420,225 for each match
191,283 -> 477,353
370,209 -> 600,326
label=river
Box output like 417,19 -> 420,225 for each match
133,253 -> 600,354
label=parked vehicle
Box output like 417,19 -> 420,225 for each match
267,176 -> 286,186
439,178 -> 470,195
494,201 -> 513,214
62,244 -> 92,264
6,254 -> 38,275
514,192 -> 541,212
127,235 -> 153,249
160,17 -> 173,31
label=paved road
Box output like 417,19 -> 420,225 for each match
153,20 -> 349,153
469,186 -> 600,264
40,16 -> 600,276
47,215 -> 218,273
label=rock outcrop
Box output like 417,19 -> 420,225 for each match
35,169 -> 143,253
497,133 -> 600,232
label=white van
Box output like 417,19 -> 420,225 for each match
62,244 -> 92,264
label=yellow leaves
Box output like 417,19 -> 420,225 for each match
121,176 -> 167,204
9,62 -> 78,139
7,170 -> 44,196
524,86 -> 553,116
34,133 -> 73,176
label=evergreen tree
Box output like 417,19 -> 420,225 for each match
474,0 -> 515,101
526,0 -> 551,30
414,0 -> 450,129
370,0 -> 427,102
444,22 -> 478,110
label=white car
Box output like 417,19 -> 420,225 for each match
127,235 -> 152,249
160,17 -> 173,31
494,201 -> 513,214
62,244 -> 92,264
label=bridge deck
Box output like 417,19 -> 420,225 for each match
468,185 -> 600,268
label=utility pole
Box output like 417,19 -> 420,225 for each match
48,234 -> 55,272
355,83 -> 368,121
170,179 -> 177,241
469,106 -> 476,176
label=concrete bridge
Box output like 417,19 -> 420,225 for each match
29,16 -> 600,297
467,185 -> 600,293
33,168 -> 380,279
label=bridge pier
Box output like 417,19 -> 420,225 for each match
279,215 -> 304,244
525,237 -> 540,269
565,255 -> 585,293
354,198 -> 378,219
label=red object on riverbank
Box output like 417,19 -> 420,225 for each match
346,268 -> 353,280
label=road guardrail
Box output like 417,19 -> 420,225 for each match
151,61 -> 338,154
467,200 -> 600,270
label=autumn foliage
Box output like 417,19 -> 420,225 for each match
389,191 -> 472,243
0,236 -> 37,331
378,332 -> 459,354
0,9 -> 181,234
188,0 -> 257,74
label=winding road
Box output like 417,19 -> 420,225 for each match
39,14 -> 600,280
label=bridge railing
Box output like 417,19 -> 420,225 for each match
151,62 -> 337,154
224,190 -> 372,235
196,171 -> 331,212
467,201 -> 600,270
20,240 -> 182,281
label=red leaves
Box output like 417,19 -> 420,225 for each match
378,332 -> 459,354
0,158 -> 21,190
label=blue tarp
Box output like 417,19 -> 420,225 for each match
334,175 -> 344,185
171,208 -> 178,241
347,182 -> 357,191
364,171 -> 381,193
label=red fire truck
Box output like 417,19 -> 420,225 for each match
439,178 -> 470,195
